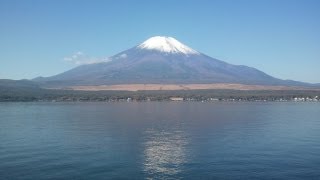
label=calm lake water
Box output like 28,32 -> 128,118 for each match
1,102 -> 320,179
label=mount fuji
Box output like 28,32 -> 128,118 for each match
36,36 -> 310,87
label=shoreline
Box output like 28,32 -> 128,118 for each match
48,83 -> 320,91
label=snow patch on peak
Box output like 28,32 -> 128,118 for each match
138,36 -> 200,55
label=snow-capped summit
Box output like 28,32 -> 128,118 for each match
137,36 -> 200,55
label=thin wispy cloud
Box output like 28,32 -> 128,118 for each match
118,53 -> 127,59
63,51 -> 111,65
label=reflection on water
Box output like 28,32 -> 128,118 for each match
2,102 -> 320,179
143,129 -> 188,178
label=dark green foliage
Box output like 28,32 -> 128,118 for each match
0,87 -> 319,102
1,79 -> 319,102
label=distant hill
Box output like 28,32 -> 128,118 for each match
0,79 -> 42,101
0,79 -> 40,89
35,36 -> 314,87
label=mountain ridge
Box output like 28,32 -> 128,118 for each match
35,36 -> 315,87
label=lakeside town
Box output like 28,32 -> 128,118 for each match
4,94 -> 318,102
48,96 -> 320,102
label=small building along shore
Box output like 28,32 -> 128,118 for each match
170,97 -> 184,101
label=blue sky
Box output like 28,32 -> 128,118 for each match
0,0 -> 319,83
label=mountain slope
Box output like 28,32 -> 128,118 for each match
36,36 -> 311,87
